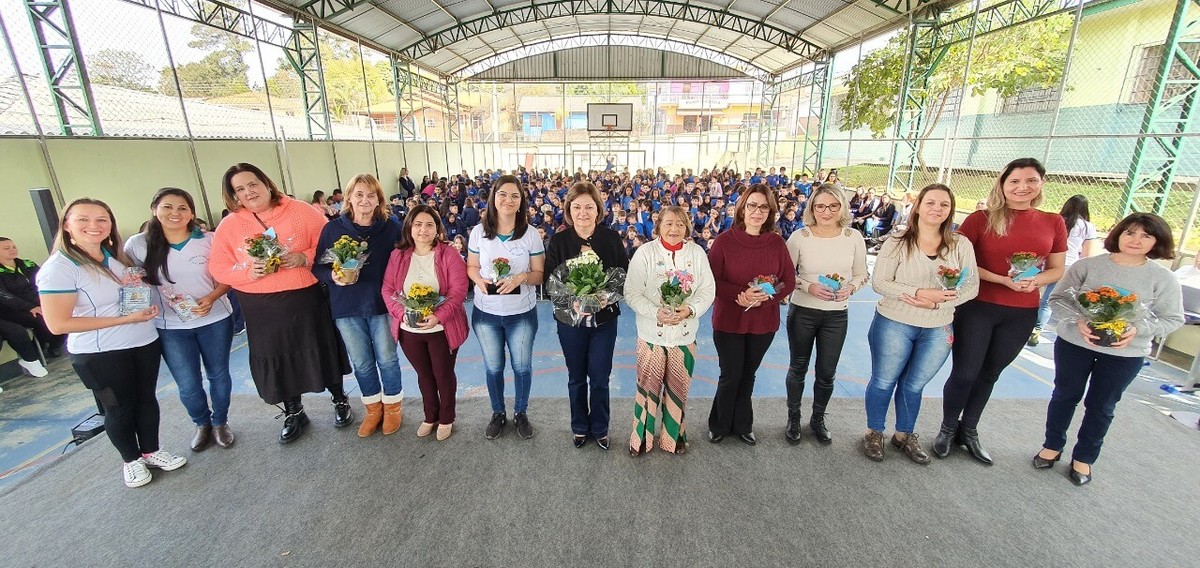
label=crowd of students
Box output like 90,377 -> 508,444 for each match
6,157 -> 1185,490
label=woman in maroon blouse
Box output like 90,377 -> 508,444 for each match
706,184 -> 796,445
936,158 -> 1067,464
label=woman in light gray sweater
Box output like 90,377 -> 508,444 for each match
1035,212 -> 1183,485
864,184 -> 979,463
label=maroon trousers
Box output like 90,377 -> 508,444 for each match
399,329 -> 459,425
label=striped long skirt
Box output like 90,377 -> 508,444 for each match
629,339 -> 695,454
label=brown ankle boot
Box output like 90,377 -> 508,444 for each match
382,402 -> 403,435
358,402 -> 383,438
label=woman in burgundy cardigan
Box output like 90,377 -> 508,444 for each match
382,205 -> 469,441
706,184 -> 796,445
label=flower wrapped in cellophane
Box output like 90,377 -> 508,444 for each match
547,250 -> 626,326
936,265 -> 969,290
240,231 -> 287,274
320,235 -> 369,285
659,269 -> 694,310
393,283 -> 445,328
1008,251 -> 1043,281
1052,285 -> 1151,347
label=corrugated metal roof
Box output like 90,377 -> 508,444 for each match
259,0 -> 943,79
471,45 -> 746,81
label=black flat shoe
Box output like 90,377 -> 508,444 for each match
596,436 -> 610,450
707,431 -> 723,443
573,435 -> 587,449
629,447 -> 642,457
1069,462 -> 1092,486
738,432 -> 757,446
1032,450 -> 1061,470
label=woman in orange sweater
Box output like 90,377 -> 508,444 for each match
208,163 -> 353,444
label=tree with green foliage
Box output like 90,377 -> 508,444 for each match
159,22 -> 252,98
838,7 -> 1071,172
265,37 -> 391,120
87,49 -> 155,92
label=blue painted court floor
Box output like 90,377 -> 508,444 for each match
3,281 -> 1198,491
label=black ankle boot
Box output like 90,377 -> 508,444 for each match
785,407 -> 802,445
932,424 -> 956,458
331,392 -> 353,428
278,398 -> 309,444
955,426 -> 993,465
809,413 -> 832,445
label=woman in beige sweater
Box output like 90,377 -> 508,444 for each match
862,184 -> 978,463
783,185 -> 869,445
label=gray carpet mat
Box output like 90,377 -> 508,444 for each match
1,394 -> 1197,567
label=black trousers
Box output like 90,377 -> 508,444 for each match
70,341 -> 163,462
709,330 -> 775,436
941,300 -> 1037,430
0,309 -> 64,349
784,304 -> 849,415
0,318 -> 40,362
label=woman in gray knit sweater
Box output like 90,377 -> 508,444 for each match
863,184 -> 979,463
1035,213 -> 1184,485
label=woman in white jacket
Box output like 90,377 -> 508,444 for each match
624,206 -> 716,456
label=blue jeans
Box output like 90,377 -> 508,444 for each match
472,306 -> 538,414
557,320 -> 618,437
866,312 -> 952,433
158,317 -> 234,427
1036,281 -> 1057,329
1044,339 -> 1144,464
335,314 -> 403,398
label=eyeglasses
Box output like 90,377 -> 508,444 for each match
744,203 -> 772,213
812,203 -> 842,213
494,192 -> 521,202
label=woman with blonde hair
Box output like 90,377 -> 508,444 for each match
313,174 -> 405,437
624,206 -> 715,455
209,163 -> 353,444
39,198 -> 186,487
545,181 -> 629,450
783,184 -> 869,445
936,157 -> 1067,464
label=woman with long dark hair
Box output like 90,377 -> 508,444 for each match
936,157 -> 1067,464
1030,194 -> 1099,345
208,163 -> 353,444
126,188 -> 236,451
1036,213 -> 1183,484
313,174 -> 405,438
862,184 -> 978,463
39,198 -> 186,487
382,205 -> 469,441
466,174 -> 545,440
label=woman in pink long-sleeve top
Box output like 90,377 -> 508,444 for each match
705,184 -> 796,446
382,205 -> 469,441
208,163 -> 352,444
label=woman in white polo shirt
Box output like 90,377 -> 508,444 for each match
126,188 -> 235,452
466,175 -> 545,440
38,198 -> 187,488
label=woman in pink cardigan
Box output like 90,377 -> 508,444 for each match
382,205 -> 469,441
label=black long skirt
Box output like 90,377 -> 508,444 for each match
236,284 -> 350,404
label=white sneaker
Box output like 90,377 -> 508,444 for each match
18,359 -> 48,378
123,460 -> 152,488
140,450 -> 187,471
